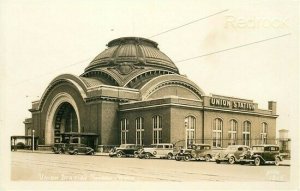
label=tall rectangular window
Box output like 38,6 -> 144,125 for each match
121,118 -> 128,144
243,121 -> 251,146
228,119 -> 237,145
136,117 -> 144,145
261,122 -> 268,144
185,116 -> 196,147
213,118 -> 223,147
153,116 -> 162,144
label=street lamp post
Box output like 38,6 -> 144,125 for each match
32,129 -> 35,152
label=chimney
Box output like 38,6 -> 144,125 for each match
268,101 -> 277,115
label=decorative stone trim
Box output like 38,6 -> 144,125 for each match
45,92 -> 81,145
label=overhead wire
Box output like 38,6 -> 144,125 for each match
148,9 -> 229,38
175,33 -> 291,63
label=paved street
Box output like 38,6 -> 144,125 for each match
11,152 -> 290,182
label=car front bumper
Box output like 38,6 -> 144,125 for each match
109,152 -> 117,157
175,155 -> 190,160
215,157 -> 229,162
239,159 -> 254,163
138,153 -> 146,158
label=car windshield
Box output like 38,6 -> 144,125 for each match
144,145 -> 155,148
227,146 -> 237,151
252,146 -> 264,151
119,144 -> 136,149
119,144 -> 128,148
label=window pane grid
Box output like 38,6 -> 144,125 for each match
243,121 -> 251,146
136,117 -> 144,145
261,122 -> 268,144
213,118 -> 223,147
186,116 -> 196,146
228,120 -> 237,145
121,118 -> 128,144
153,116 -> 162,144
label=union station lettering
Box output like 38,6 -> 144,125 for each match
210,98 -> 230,107
210,98 -> 255,110
232,101 -> 255,110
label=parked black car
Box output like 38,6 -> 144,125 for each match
52,143 -> 67,154
239,145 -> 283,166
68,144 -> 95,155
109,144 -> 141,158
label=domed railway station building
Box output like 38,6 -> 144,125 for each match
23,37 -> 278,150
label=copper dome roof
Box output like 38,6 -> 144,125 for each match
85,37 -> 179,73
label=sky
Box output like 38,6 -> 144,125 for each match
0,0 -> 298,140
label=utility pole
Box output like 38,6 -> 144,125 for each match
32,129 -> 35,152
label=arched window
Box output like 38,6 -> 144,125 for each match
185,116 -> 196,147
213,118 -> 223,147
228,119 -> 238,145
261,122 -> 268,144
135,117 -> 144,145
152,116 -> 162,144
120,118 -> 128,144
243,121 -> 251,146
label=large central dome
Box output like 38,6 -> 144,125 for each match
81,37 -> 180,88
85,37 -> 178,73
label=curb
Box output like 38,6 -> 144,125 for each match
12,150 -> 110,156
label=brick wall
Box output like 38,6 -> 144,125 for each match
119,106 -> 171,145
203,110 -> 277,147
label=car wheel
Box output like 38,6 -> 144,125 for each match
216,160 -> 221,164
74,151 -> 78,155
175,156 -> 180,161
184,155 -> 191,161
275,157 -> 280,166
116,152 -> 122,158
90,151 -> 95,155
134,152 -> 139,158
145,153 -> 150,159
254,157 -> 261,166
167,153 -> 173,160
205,155 -> 211,162
228,156 -> 235,164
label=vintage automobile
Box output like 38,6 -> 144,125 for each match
67,144 -> 95,155
138,143 -> 174,159
239,145 -> 283,166
52,143 -> 67,154
109,144 -> 141,158
175,144 -> 214,161
215,145 -> 249,164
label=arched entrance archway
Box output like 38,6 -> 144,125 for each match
54,102 -> 79,144
45,92 -> 81,145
